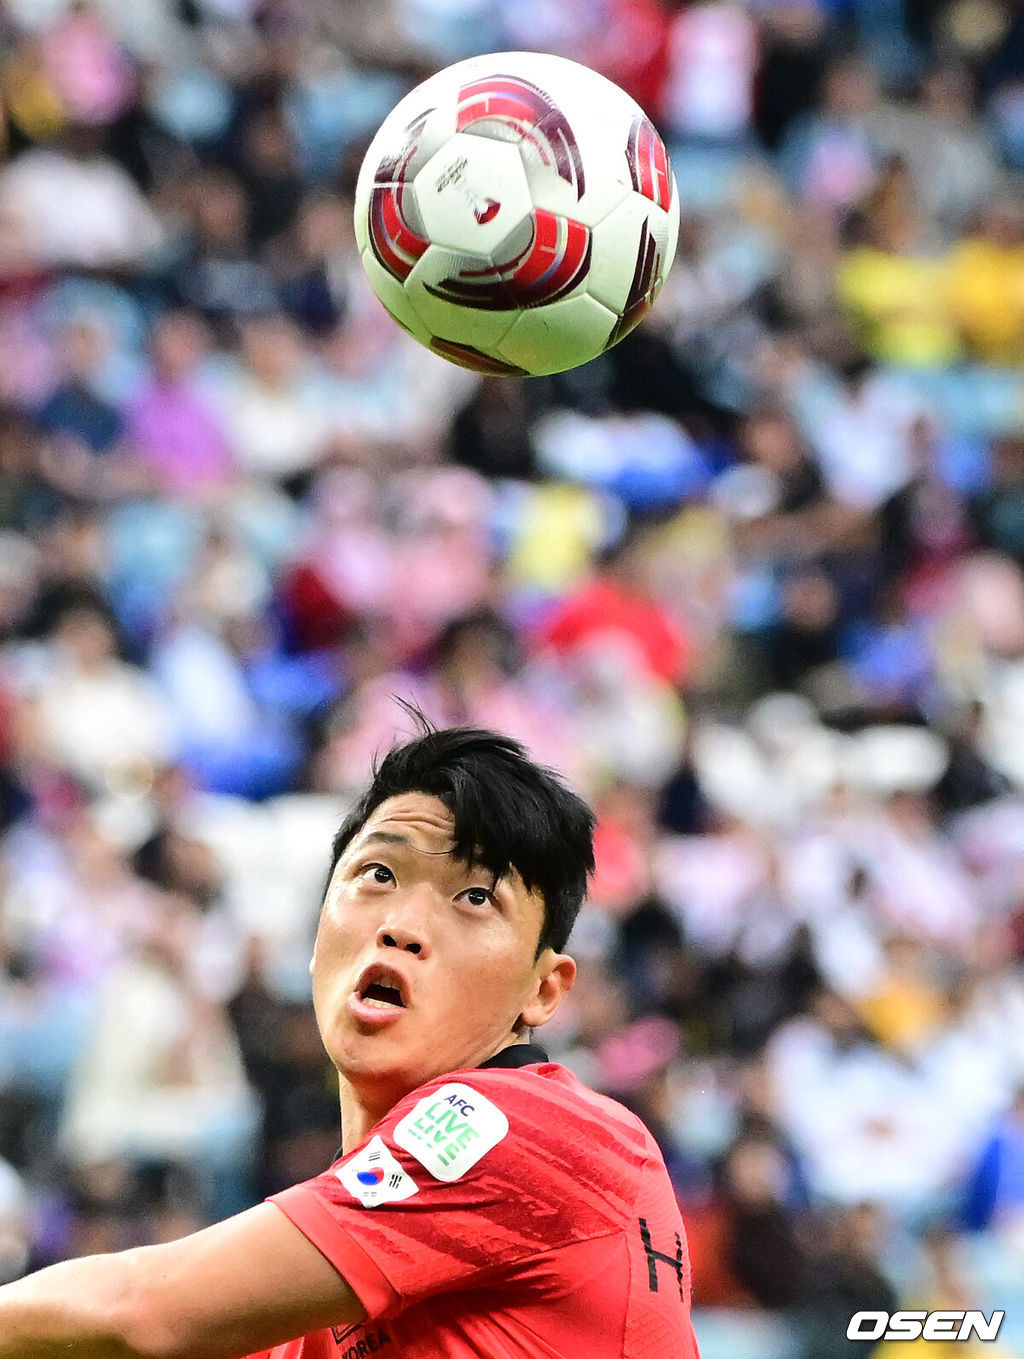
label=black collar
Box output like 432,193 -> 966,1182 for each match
477,1041 -> 549,1069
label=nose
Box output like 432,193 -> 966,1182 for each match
376,924 -> 426,955
376,891 -> 433,957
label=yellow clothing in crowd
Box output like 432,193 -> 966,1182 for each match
948,238 -> 1024,365
836,247 -> 962,368
838,238 -> 1024,368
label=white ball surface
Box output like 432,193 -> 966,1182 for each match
353,51 -> 679,377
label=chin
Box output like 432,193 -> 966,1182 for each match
333,1037 -> 427,1089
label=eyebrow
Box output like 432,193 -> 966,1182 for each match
358,831 -> 415,849
350,830 -> 505,885
352,830 -> 453,858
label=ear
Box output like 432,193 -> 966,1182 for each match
518,951 -> 576,1030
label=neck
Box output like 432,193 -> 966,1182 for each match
339,1083 -> 392,1151
337,1035 -> 531,1151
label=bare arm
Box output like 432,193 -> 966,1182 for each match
0,1202 -> 365,1359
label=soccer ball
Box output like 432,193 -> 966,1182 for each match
353,51 -> 679,378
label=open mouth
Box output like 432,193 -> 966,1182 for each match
354,962 -> 410,1014
360,982 -> 405,1009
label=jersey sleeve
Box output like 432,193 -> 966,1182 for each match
268,1067 -> 640,1321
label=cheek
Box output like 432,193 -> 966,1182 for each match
311,905 -> 357,989
452,937 -> 535,1003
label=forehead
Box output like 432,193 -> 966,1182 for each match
349,792 -> 458,855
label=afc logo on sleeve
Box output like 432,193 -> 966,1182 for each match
394,1082 -> 509,1182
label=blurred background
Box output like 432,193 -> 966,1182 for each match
3,0 -> 1024,1355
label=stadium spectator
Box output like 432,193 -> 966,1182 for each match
123,309 -> 235,499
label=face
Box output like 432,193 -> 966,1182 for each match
312,793 -> 574,1107
152,313 -> 207,382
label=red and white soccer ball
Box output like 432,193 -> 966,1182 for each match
353,51 -> 680,378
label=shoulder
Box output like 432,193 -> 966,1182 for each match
393,1060 -> 647,1125
379,1061 -> 657,1186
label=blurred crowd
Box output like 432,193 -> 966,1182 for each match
3,0 -> 1024,1355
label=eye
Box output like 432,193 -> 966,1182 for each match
457,886 -> 495,909
358,863 -> 395,886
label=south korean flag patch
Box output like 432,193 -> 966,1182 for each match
336,1135 -> 419,1207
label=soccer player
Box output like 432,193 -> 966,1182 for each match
0,722 -> 700,1358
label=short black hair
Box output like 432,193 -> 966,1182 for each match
326,713 -> 595,956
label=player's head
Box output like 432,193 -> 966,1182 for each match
327,720 -> 595,956
312,715 -> 595,1104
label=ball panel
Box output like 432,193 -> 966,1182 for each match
625,114 -> 673,211
428,339 -> 531,376
455,72 -> 585,205
412,133 -> 533,254
405,247 -> 520,348
519,135 -> 630,228
354,103 -> 455,255
367,180 -> 429,283
358,245 -> 433,344
409,209 -> 592,313
586,193 -> 673,318
498,292 -> 617,375
603,218 -> 663,350
505,209 -> 591,307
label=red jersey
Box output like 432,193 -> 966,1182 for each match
249,1045 -> 699,1359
